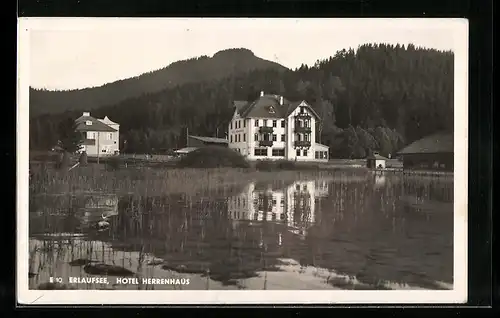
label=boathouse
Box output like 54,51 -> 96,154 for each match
366,152 -> 387,169
396,133 -> 453,171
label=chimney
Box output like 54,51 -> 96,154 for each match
83,112 -> 90,117
260,91 -> 264,97
280,96 -> 284,105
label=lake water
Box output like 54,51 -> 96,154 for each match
28,172 -> 454,290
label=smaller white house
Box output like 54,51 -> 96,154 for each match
366,152 -> 388,169
75,112 -> 120,157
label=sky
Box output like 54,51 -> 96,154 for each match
23,18 -> 466,91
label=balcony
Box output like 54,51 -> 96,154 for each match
259,140 -> 273,147
259,126 -> 274,134
294,140 -> 311,148
294,125 -> 312,133
295,112 -> 311,119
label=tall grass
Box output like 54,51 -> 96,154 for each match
29,163 -> 363,197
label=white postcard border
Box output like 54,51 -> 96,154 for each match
17,18 -> 469,305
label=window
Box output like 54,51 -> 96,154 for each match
254,133 -> 258,141
280,213 -> 285,220
323,151 -> 328,159
300,106 -> 305,113
303,184 -> 307,190
264,119 -> 268,126
315,151 -> 319,159
271,213 -> 276,221
255,119 -> 259,127
244,120 -> 246,128
280,199 -> 285,206
281,134 -> 285,142
296,149 -> 301,157
303,150 -> 308,156
238,134 -> 241,142
272,148 -> 285,157
254,148 -> 268,156
281,120 -> 285,128
272,199 -> 277,206
297,134 -> 301,141
269,106 -> 275,114
243,134 -> 246,142
272,120 -> 277,127
230,122 -> 232,130
85,120 -> 92,126
230,135 -> 233,143
272,134 -> 277,141
304,134 -> 309,141
109,133 -> 112,140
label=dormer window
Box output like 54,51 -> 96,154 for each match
268,106 -> 275,114
85,120 -> 92,126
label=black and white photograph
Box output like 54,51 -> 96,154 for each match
17,18 -> 468,304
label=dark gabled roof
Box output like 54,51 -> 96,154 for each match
188,135 -> 228,144
233,94 -> 321,120
75,115 -> 117,132
367,153 -> 388,160
396,133 -> 454,155
234,101 -> 249,114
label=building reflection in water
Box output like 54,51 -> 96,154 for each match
227,179 -> 331,239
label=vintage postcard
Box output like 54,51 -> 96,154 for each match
17,18 -> 468,305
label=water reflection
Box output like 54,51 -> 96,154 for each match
228,179 -> 331,238
28,173 -> 454,290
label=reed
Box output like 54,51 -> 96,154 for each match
29,164 -> 363,197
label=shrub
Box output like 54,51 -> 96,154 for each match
79,152 -> 88,166
106,156 -> 121,170
255,159 -> 299,171
55,151 -> 71,170
178,146 -> 250,168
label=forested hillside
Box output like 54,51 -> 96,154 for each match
29,44 -> 454,159
29,48 -> 287,116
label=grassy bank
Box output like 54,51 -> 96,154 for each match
30,163 -> 370,197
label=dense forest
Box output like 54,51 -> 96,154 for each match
29,44 -> 454,159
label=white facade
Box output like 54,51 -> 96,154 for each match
374,159 -> 386,169
228,94 -> 329,162
76,112 -> 120,157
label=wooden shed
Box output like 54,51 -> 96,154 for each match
366,152 -> 388,169
187,135 -> 229,148
396,133 -> 453,171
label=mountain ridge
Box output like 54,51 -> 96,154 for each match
29,48 -> 288,116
